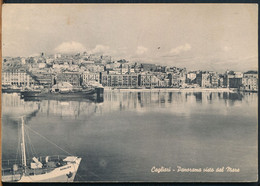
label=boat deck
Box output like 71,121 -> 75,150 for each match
2,155 -> 69,182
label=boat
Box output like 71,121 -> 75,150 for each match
20,88 -> 96,98
20,82 -> 104,100
2,85 -> 22,93
2,117 -> 82,182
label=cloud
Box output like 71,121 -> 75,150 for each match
223,46 -> 232,52
89,45 -> 111,55
170,43 -> 191,55
54,41 -> 86,54
136,46 -> 148,55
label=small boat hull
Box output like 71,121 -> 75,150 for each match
2,88 -> 22,93
21,89 -> 96,98
3,156 -> 82,182
20,88 -> 104,102
19,157 -> 81,182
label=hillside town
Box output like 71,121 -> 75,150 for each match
2,52 -> 258,92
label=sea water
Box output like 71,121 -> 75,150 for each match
1,91 -> 257,182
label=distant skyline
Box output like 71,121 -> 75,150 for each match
2,4 -> 258,72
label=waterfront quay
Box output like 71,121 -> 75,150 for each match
104,87 -> 239,93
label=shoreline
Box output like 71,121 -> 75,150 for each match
104,87 -> 240,93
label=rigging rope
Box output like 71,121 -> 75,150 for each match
15,124 -> 22,164
75,173 -> 84,181
25,127 -> 38,158
26,127 -> 37,156
25,125 -> 73,156
88,170 -> 102,179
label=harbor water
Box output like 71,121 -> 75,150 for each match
1,91 -> 258,182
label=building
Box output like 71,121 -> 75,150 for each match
186,72 -> 197,84
168,70 -> 186,87
133,63 -> 142,73
210,72 -> 219,88
54,53 -> 62,59
151,72 -> 170,87
242,71 -> 258,91
169,73 -> 180,87
38,63 -> 46,69
82,71 -> 100,84
120,64 -> 129,74
101,72 -> 168,88
141,63 -> 157,72
229,78 -> 242,88
27,68 -> 54,87
218,75 -> 224,87
85,64 -> 104,72
2,69 -> 35,87
21,58 -> 26,64
101,73 -> 138,88
100,55 -> 112,63
55,72 -> 81,87
224,71 -> 243,88
196,72 -> 211,87
138,74 -> 159,87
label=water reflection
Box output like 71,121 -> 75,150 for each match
223,92 -> 243,101
1,91 -> 258,182
2,93 -> 40,119
193,92 -> 202,102
2,91 -> 255,120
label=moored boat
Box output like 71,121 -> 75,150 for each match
2,117 -> 82,182
2,85 -> 22,93
20,88 -> 96,98
20,82 -> 103,100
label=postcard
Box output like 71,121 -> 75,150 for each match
1,4 -> 258,182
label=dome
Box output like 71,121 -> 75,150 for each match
52,82 -> 73,89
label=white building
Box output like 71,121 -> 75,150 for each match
2,70 -> 35,86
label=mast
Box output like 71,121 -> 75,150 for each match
21,117 -> 27,168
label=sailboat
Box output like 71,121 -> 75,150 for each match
2,117 -> 82,182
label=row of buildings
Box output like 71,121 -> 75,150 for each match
2,53 -> 258,92
2,68 -> 258,92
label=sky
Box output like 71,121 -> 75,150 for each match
2,4 -> 258,72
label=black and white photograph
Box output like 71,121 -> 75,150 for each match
1,4 -> 258,182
